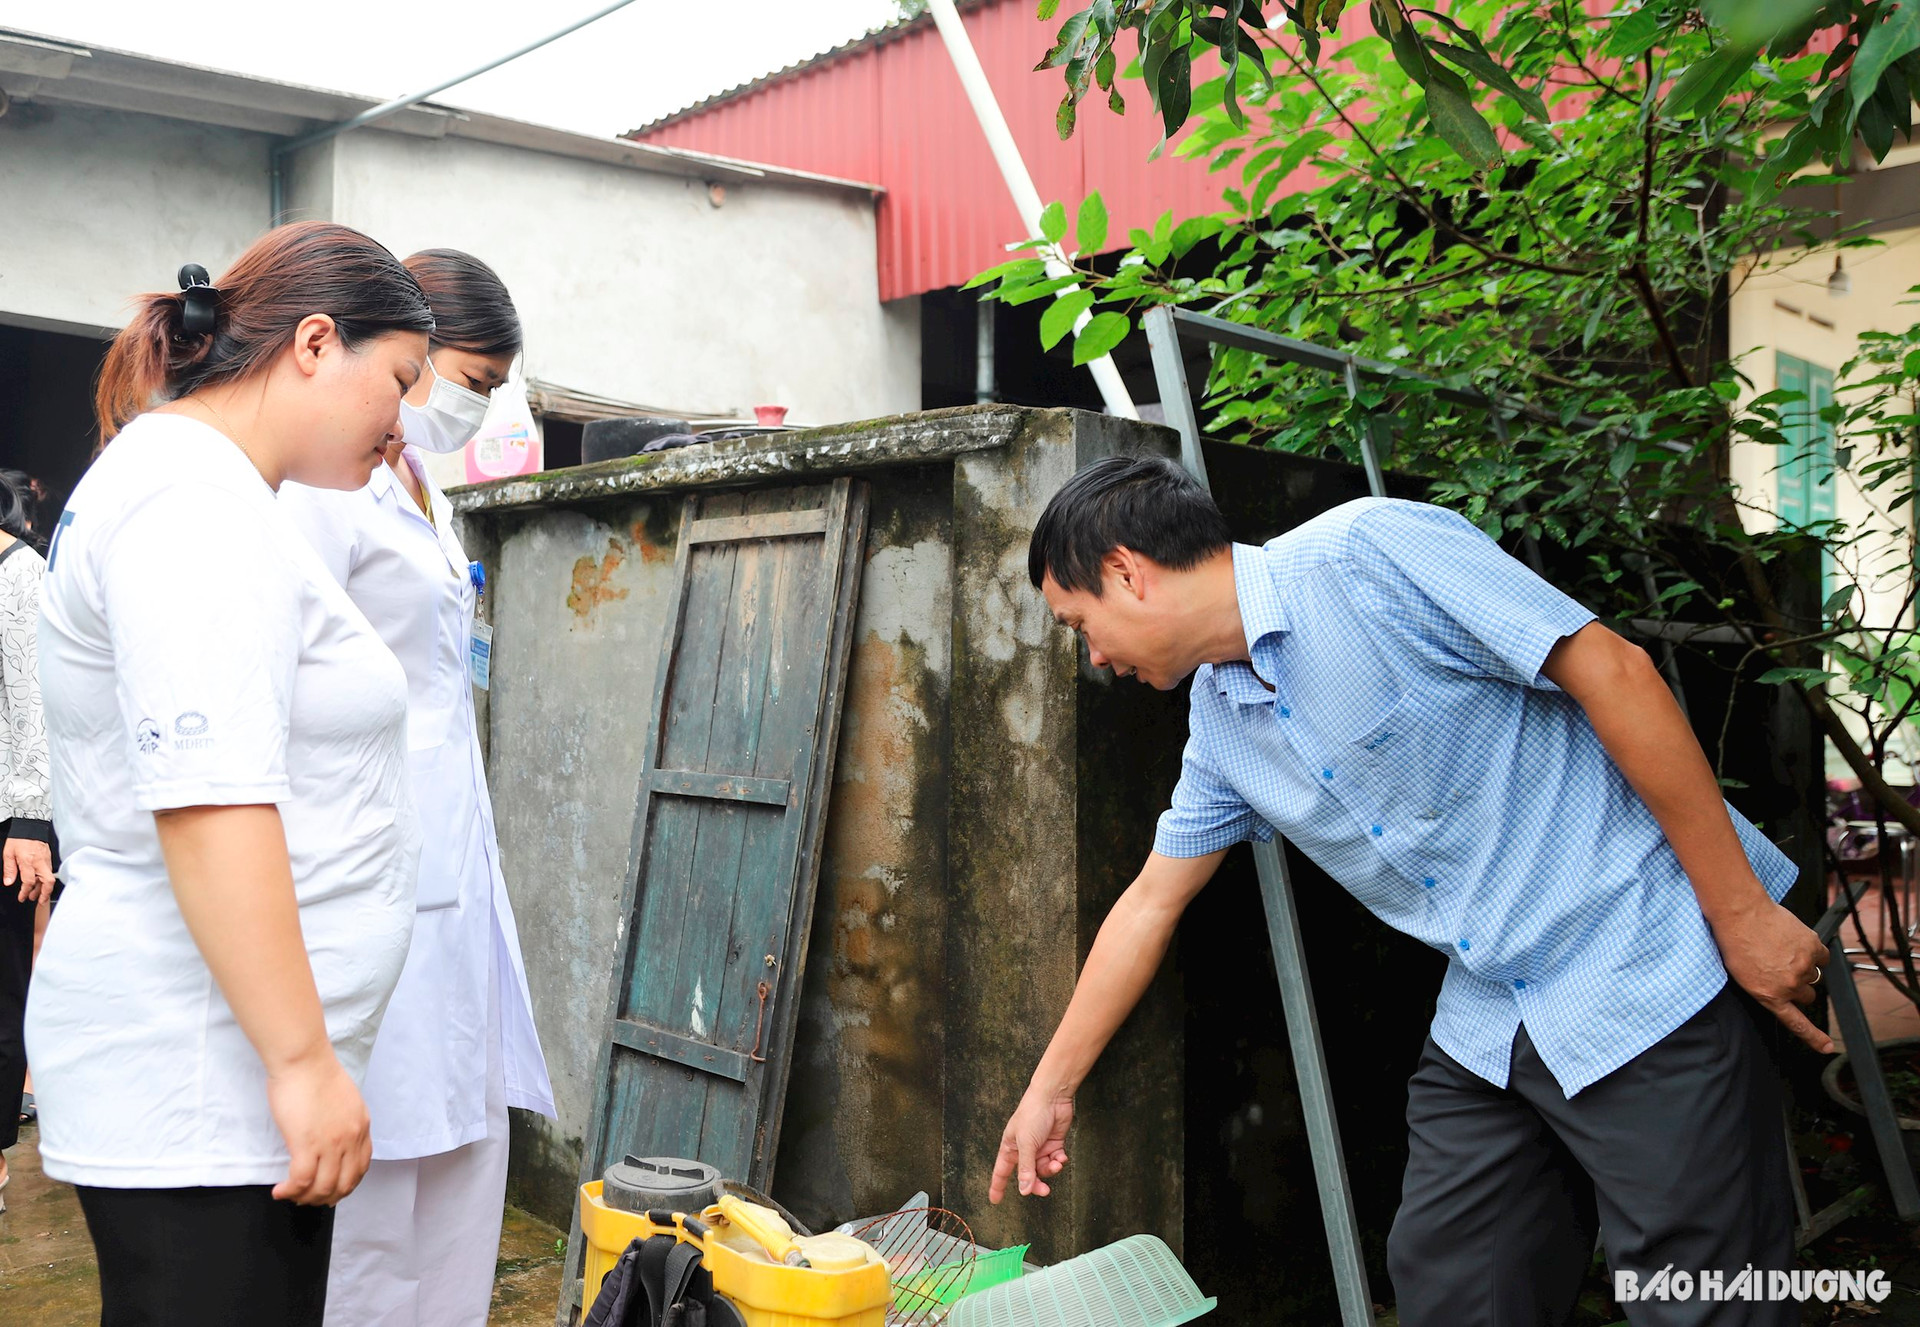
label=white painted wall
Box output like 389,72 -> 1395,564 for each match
0,102 -> 270,334
1,105 -> 920,429
1730,231 -> 1920,621
309,130 -> 921,428
1730,230 -> 1920,776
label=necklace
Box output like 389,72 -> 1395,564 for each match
182,397 -> 266,482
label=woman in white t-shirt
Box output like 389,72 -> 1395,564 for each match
281,252 -> 555,1327
25,221 -> 435,1327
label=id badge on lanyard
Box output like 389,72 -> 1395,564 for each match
468,560 -> 492,690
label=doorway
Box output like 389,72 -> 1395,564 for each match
0,318 -> 111,533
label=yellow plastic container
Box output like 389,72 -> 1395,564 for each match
578,1183 -> 892,1327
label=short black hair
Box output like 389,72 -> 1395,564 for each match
404,249 -> 523,358
0,471 -> 36,546
1028,453 -> 1232,594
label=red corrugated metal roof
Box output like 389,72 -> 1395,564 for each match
629,2 -> 1290,302
634,5 -> 1696,304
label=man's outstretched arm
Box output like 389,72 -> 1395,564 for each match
1543,621 -> 1832,1052
989,848 -> 1227,1204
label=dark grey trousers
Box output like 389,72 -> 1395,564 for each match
1387,984 -> 1796,1327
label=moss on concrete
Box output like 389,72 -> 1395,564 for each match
508,1109 -> 587,1233
450,406 -> 1047,516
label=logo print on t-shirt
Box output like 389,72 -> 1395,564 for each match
135,718 -> 162,755
48,510 -> 74,571
174,711 -> 213,750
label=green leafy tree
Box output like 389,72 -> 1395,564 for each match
985,1 -> 1920,998
1037,1 -> 1920,184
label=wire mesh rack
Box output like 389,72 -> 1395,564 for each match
846,1206 -> 980,1326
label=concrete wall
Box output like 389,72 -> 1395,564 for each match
946,412 -> 1190,1255
0,101 -> 269,334
773,463 -> 953,1229
1,105 -> 917,428
298,130 -> 921,427
451,406 -> 1186,1272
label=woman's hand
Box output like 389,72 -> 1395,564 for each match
3,836 -> 54,904
267,1052 -> 372,1206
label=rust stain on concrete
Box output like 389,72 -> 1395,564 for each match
567,539 -> 630,623
628,520 -> 671,564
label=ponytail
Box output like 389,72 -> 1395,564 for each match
93,222 -> 435,441
93,290 -> 219,441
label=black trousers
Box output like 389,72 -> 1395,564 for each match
0,877 -> 33,1152
76,1185 -> 336,1327
1387,984 -> 1796,1326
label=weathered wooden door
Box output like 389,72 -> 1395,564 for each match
579,476 -> 867,1199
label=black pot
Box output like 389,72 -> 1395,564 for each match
1821,1034 -> 1920,1165
582,417 -> 691,463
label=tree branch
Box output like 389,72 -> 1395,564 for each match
1276,42 -> 1594,279
1550,0 -> 1635,105
1638,53 -> 1657,251
1336,260 -> 1498,301
1716,625 -> 1855,776
1627,263 -> 1696,388
1717,546 -> 1920,843
1622,57 -> 1696,391
1806,687 -> 1920,837
1879,572 -> 1920,659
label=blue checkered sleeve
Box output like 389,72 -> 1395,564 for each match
1154,704 -> 1276,858
1349,501 -> 1596,690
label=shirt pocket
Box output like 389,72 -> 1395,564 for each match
405,741 -> 476,911
412,838 -> 470,912
1345,691 -> 1473,821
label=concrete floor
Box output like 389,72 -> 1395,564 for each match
490,1201 -> 570,1325
0,1119 -> 96,1327
0,1119 -> 567,1325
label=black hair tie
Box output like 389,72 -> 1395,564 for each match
177,263 -> 219,335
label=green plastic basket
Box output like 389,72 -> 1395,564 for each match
895,1241 -> 1028,1308
946,1235 -> 1216,1327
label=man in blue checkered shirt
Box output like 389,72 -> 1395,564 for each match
988,456 -> 1829,1326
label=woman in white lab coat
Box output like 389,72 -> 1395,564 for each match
279,249 -> 555,1327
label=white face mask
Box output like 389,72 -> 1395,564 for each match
400,358 -> 493,453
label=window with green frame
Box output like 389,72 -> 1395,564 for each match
1775,352 -> 1838,597
1776,352 -> 1837,527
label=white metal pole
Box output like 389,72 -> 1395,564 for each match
926,0 -> 1139,418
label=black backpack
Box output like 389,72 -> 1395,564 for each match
583,1220 -> 749,1327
